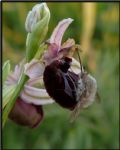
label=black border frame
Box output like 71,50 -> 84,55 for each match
0,1 -> 119,150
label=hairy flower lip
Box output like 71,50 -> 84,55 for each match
9,98 -> 44,128
31,105 -> 44,128
43,57 -> 80,110
24,59 -> 45,79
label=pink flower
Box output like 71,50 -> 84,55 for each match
43,18 -> 97,111
6,60 -> 54,128
5,18 -> 97,127
43,18 -> 75,65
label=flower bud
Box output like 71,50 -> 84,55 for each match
9,97 -> 44,128
25,3 -> 50,62
25,3 -> 49,33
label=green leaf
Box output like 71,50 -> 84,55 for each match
2,60 -> 10,84
2,74 -> 28,128
3,85 -> 16,109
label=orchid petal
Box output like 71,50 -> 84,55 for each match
43,43 -> 58,65
20,90 -> 54,105
72,58 -> 81,67
14,65 -> 21,77
27,76 -> 44,86
24,59 -> 45,79
56,39 -> 75,59
5,64 -> 22,85
11,65 -> 21,81
5,74 -> 17,85
24,85 -> 49,98
70,58 -> 81,74
6,59 -> 25,85
49,18 -> 74,50
61,38 -> 75,49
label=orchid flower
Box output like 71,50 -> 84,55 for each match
5,60 -> 53,128
4,16 -> 97,127
4,18 -> 79,127
5,60 -> 54,106
8,18 -> 79,106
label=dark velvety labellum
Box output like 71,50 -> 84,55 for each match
43,57 -> 79,110
9,98 -> 44,128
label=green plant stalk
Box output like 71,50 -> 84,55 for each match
2,73 -> 29,128
34,43 -> 47,59
2,10 -> 50,128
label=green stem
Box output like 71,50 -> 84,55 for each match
2,73 -> 29,128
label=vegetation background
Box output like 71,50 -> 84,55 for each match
2,2 -> 119,149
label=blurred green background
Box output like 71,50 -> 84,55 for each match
2,2 -> 119,149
